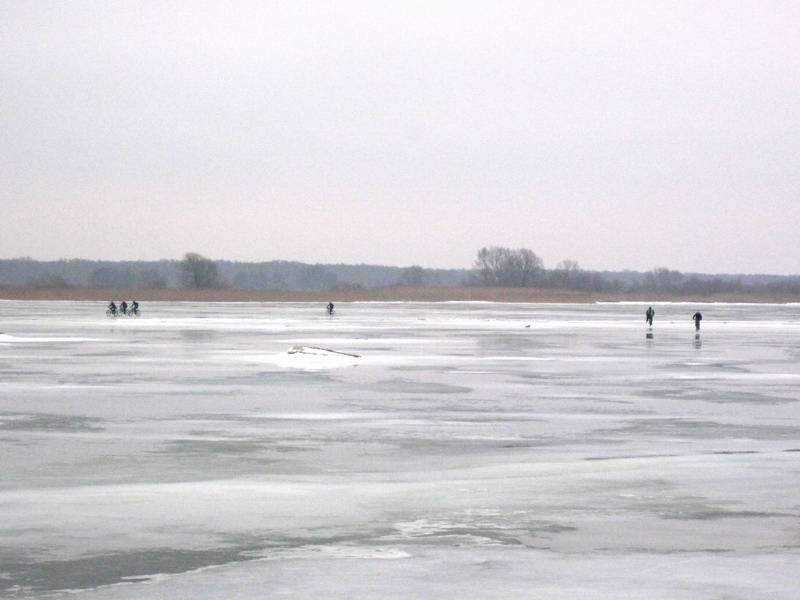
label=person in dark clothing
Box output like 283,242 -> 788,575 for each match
120,301 -> 128,315
326,302 -> 335,316
693,311 -> 703,331
131,300 -> 139,315
108,301 -> 117,316
646,306 -> 655,326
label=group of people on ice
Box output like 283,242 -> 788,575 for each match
645,306 -> 703,330
107,300 -> 139,317
103,300 -> 704,329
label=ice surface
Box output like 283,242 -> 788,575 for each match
1,300 -> 799,598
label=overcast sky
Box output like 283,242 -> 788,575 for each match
2,1 -> 798,274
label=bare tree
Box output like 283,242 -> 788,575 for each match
398,265 -> 426,286
548,259 -> 581,288
645,267 -> 684,291
473,246 -> 543,287
180,252 -> 224,289
556,259 -> 580,272
474,247 -> 509,286
514,248 -> 544,286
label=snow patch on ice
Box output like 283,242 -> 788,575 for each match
244,545 -> 411,561
247,412 -> 376,421
0,333 -> 98,343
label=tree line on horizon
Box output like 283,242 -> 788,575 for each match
1,249 -> 799,295
467,247 -> 797,295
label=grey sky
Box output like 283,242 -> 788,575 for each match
2,1 -> 798,273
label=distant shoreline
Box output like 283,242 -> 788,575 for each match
1,287 -> 798,304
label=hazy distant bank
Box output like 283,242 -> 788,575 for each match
4,256 -> 800,299
2,287 -> 798,304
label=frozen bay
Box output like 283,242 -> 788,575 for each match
1,301 -> 799,598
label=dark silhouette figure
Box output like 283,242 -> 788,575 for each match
120,301 -> 128,315
327,302 -> 335,316
646,306 -> 655,326
693,311 -> 703,331
108,301 -> 117,316
131,300 -> 139,315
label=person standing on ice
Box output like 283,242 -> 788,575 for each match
646,306 -> 655,326
327,302 -> 335,316
692,311 -> 703,331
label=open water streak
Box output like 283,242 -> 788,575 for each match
1,301 -> 799,599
